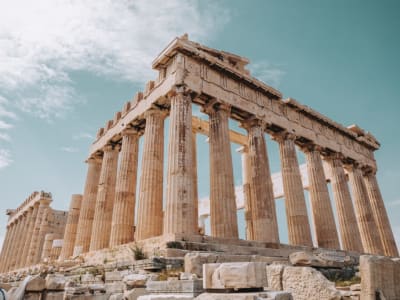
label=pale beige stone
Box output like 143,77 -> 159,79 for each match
136,109 -> 166,240
164,90 -> 197,236
110,129 -> 140,247
274,133 -> 312,247
20,205 -> 39,267
90,144 -> 119,251
26,275 -> 46,292
266,264 -> 285,290
204,103 -> 238,239
59,194 -> 82,260
282,266 -> 342,300
74,156 -> 102,255
304,146 -> 339,249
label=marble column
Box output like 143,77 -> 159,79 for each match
5,219 -> 22,271
237,146 -> 254,240
304,145 -> 340,249
243,120 -> 279,243
36,208 -> 54,263
73,155 -> 102,256
0,225 -> 12,271
205,103 -> 238,238
192,130 -> 199,233
164,90 -> 197,236
110,128 -> 140,247
275,133 -> 313,247
59,194 -> 82,260
13,213 -> 29,269
346,163 -> 383,254
90,144 -> 119,251
136,109 -> 166,240
3,222 -> 18,272
26,199 -> 50,265
364,170 -> 398,256
42,233 -> 55,261
326,155 -> 363,252
20,204 -> 39,267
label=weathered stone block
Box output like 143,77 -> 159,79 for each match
203,262 -> 267,290
105,270 -> 123,282
146,279 -> 203,294
289,251 -> 352,268
26,276 -> 46,292
123,273 -> 148,288
45,291 -> 65,300
196,291 -> 292,300
266,264 -> 285,290
282,266 -> 342,300
124,287 -> 148,300
106,282 -> 125,294
109,293 -> 124,300
138,295 -> 195,300
46,274 -> 66,290
23,292 -> 42,300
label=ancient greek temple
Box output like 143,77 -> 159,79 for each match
0,35 -> 398,274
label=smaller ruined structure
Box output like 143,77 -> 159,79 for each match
0,191 -> 68,273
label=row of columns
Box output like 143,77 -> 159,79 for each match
0,198 -> 52,273
61,88 -> 397,261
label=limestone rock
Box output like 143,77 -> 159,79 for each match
106,281 -> 125,294
203,262 -> 267,290
196,291 -> 292,300
185,253 -> 218,278
23,292 -> 42,300
46,274 -> 66,290
26,275 -> 46,292
109,293 -> 124,300
45,292 -> 66,299
124,287 -> 148,300
138,295 -> 195,300
282,266 -> 342,300
106,270 -> 123,282
123,273 -> 148,288
266,264 -> 285,290
146,279 -> 203,294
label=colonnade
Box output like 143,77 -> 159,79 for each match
65,89 -> 397,259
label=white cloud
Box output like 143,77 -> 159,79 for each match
0,133 -> 10,142
73,132 -> 94,140
0,149 -> 13,169
60,147 -> 79,153
388,199 -> 400,207
0,120 -> 13,130
0,0 -> 229,121
249,61 -> 286,87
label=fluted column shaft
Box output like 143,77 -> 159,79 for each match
26,200 -> 50,266
90,144 -> 119,251
59,195 -> 82,260
206,104 -> 238,238
327,156 -> 363,252
110,129 -> 140,246
20,205 -> 38,268
164,90 -> 197,236
238,146 -> 254,240
192,131 -> 199,233
136,109 -> 165,240
73,156 -> 102,255
36,208 -> 54,263
5,220 -> 21,271
42,233 -> 55,261
0,225 -> 12,271
3,223 -> 19,272
305,147 -> 340,249
276,134 -> 313,247
364,172 -> 398,256
13,214 -> 29,269
244,121 -> 279,243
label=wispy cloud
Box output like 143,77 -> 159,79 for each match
73,132 -> 94,140
0,133 -> 10,142
249,61 -> 286,87
388,199 -> 400,207
60,147 -> 79,153
0,0 -> 229,121
0,149 -> 13,169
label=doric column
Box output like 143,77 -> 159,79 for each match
5,219 -> 21,271
90,144 -> 119,251
13,213 -> 29,269
163,90 -> 197,236
237,146 -> 254,240
0,225 -> 12,271
242,120 -> 279,243
192,130 -> 199,233
364,170 -> 399,256
73,155 -> 102,256
3,222 -> 18,272
346,163 -> 383,254
110,128 -> 140,247
26,198 -> 50,266
19,205 -> 38,268
303,145 -> 340,249
325,154 -> 363,252
42,233 -> 55,261
36,208 -> 54,263
203,102 -> 238,238
136,109 -> 166,240
274,133 -> 313,247
59,194 -> 82,260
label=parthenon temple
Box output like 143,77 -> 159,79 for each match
0,35 -> 398,279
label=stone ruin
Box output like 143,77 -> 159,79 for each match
0,35 -> 398,299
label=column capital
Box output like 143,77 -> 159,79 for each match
240,117 -> 267,131
103,143 -> 120,152
121,127 -> 140,137
321,151 -> 344,162
201,99 -> 231,115
236,145 -> 249,154
299,142 -> 324,153
85,154 -> 103,164
144,107 -> 168,119
270,130 -> 297,143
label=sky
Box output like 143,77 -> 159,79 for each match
0,0 -> 399,250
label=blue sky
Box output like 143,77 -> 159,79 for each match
0,0 -> 399,249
